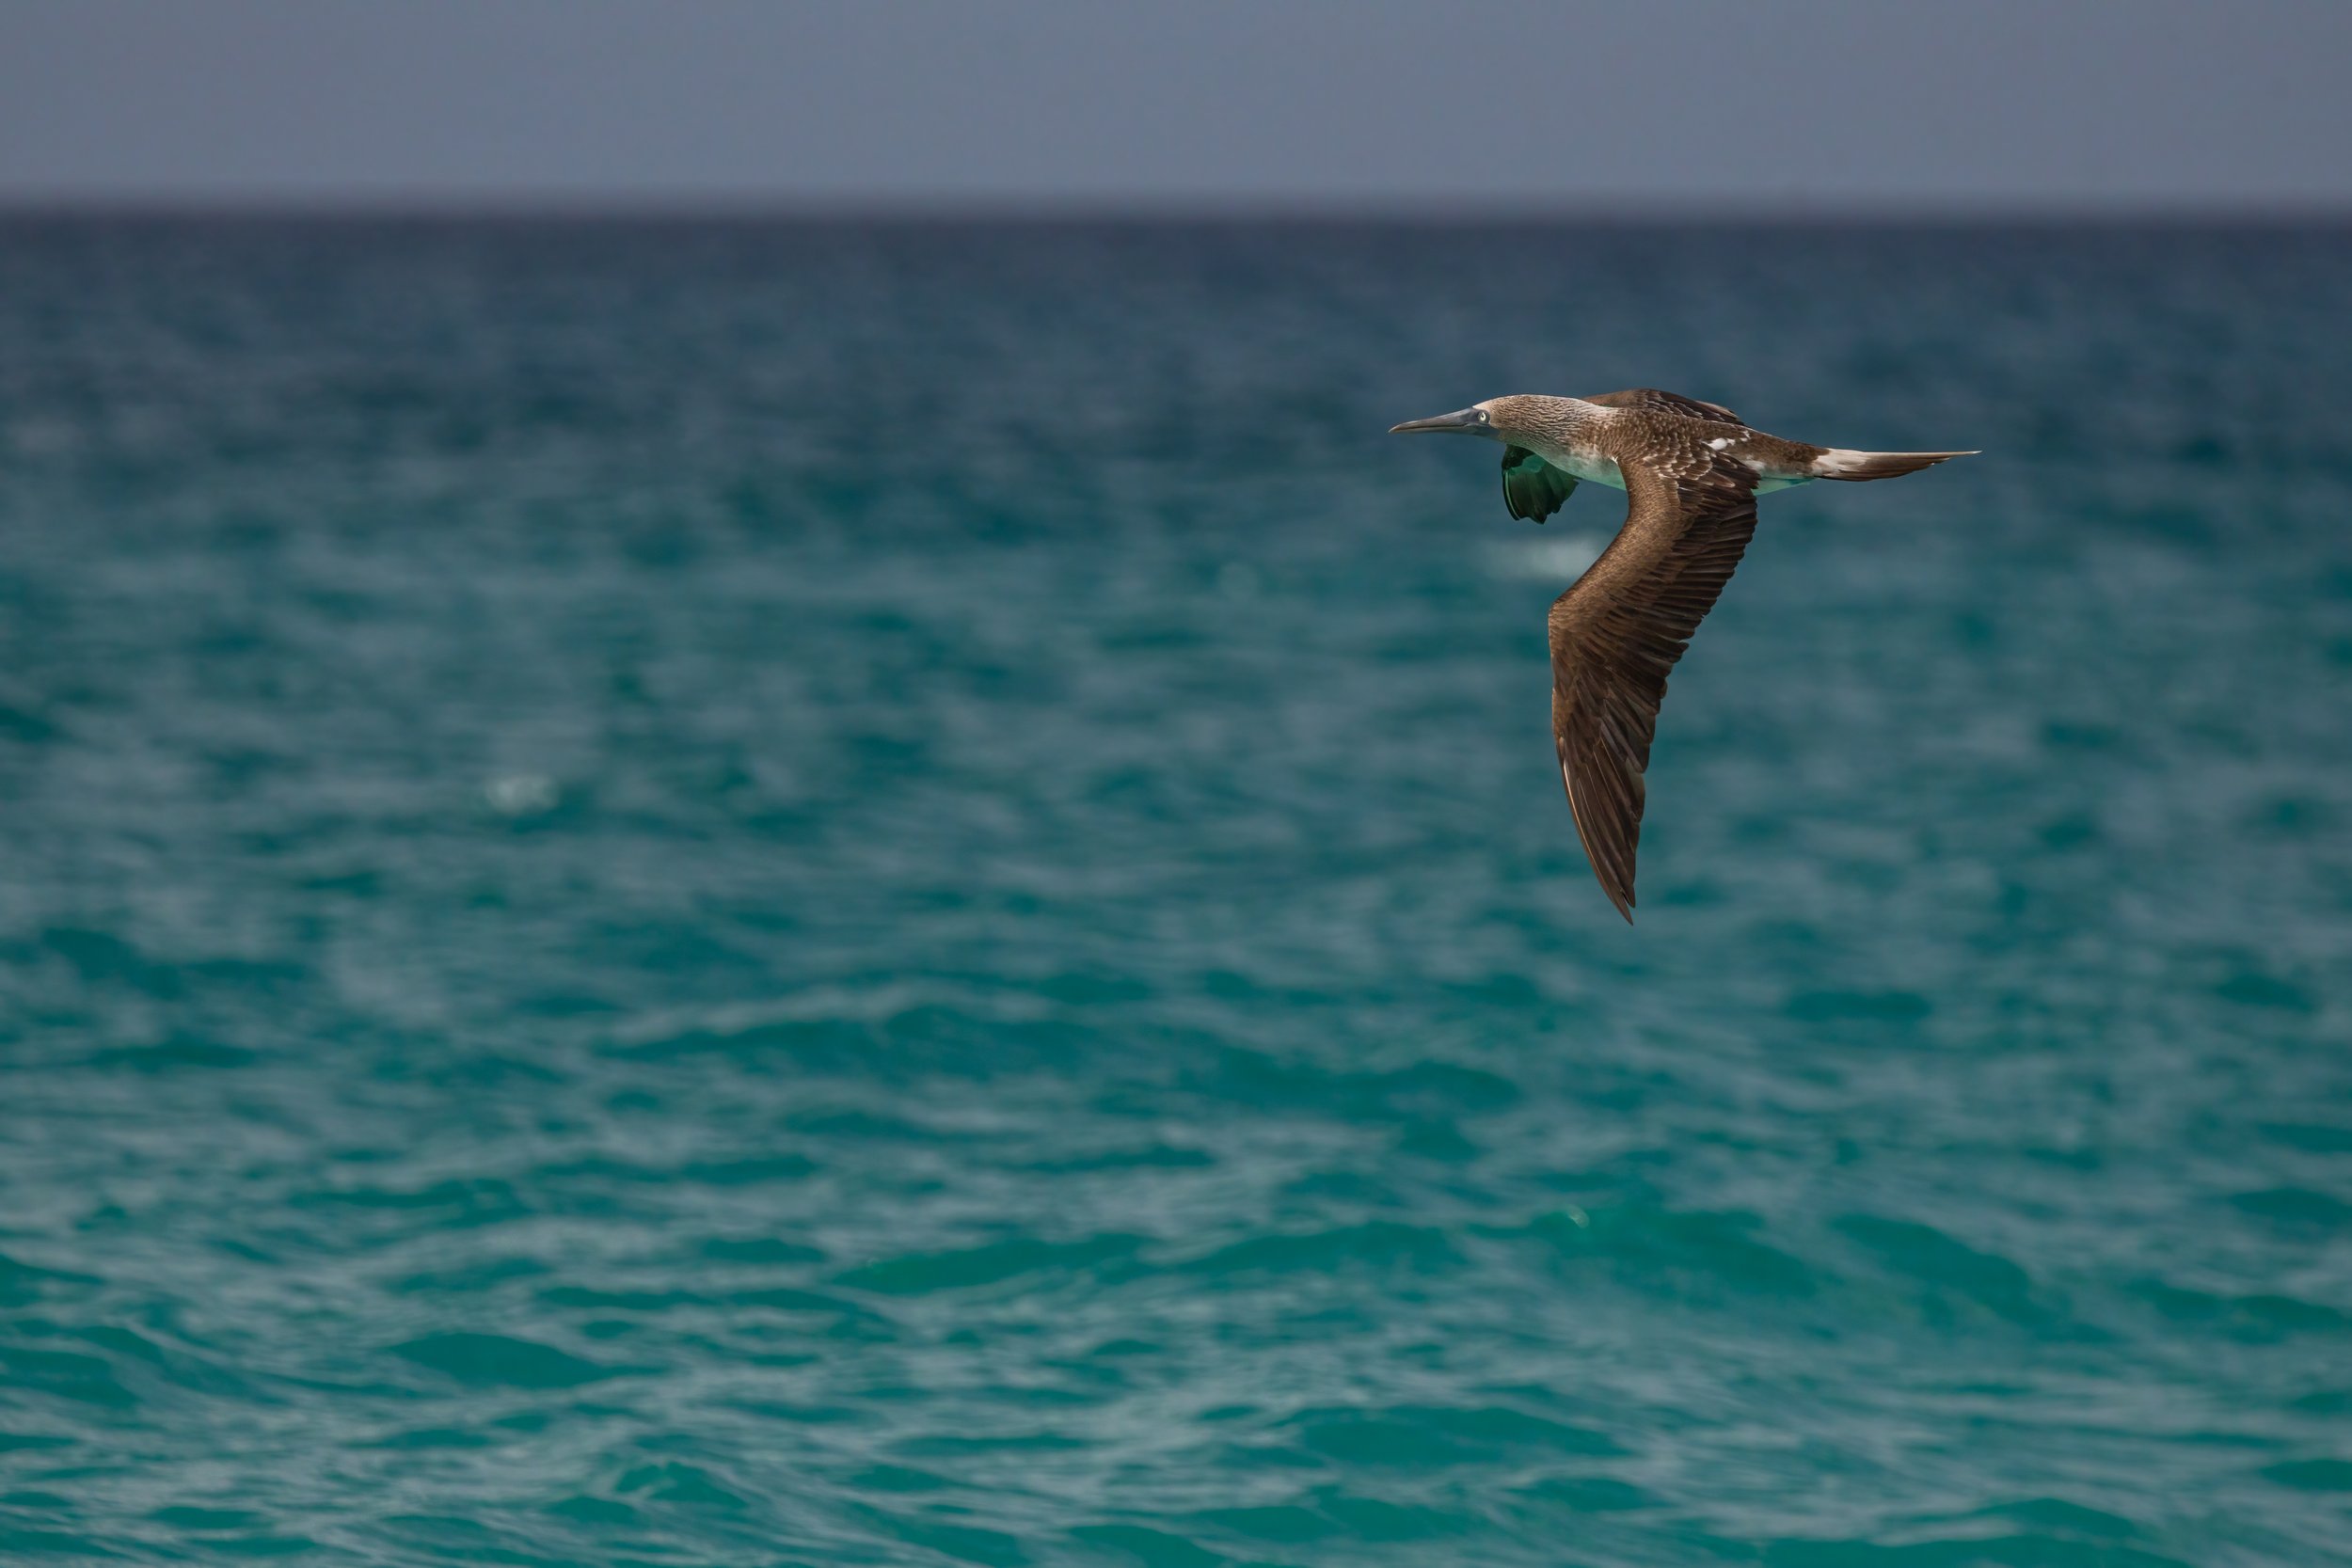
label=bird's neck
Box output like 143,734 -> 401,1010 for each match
1508,398 -> 1608,457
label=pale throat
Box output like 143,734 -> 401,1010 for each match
1516,433 -> 1627,491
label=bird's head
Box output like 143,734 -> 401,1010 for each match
1390,396 -> 1553,443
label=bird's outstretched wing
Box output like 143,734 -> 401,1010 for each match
1549,449 -> 1760,922
1501,445 -> 1579,522
1583,388 -> 1747,428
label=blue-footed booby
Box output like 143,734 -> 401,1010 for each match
1391,388 -> 1974,922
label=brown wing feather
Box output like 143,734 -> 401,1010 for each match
1549,454 -> 1760,922
1583,387 -> 1748,428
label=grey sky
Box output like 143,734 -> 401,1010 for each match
4,0 -> 2347,211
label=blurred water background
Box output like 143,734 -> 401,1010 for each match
1,217 -> 2348,1567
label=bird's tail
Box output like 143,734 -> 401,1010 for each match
1809,448 -> 1979,482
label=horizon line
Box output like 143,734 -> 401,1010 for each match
3,192 -> 2350,227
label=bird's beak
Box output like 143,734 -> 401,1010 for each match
1388,407 -> 1485,435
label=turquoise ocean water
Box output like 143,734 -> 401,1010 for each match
1,218 -> 2349,1566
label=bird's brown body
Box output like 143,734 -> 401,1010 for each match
1391,388 -> 1974,921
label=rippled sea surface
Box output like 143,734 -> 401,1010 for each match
2,218 -> 2350,1567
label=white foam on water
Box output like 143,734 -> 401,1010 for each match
484,773 -> 560,816
1483,533 -> 1608,582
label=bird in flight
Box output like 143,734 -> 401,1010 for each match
1391,388 -> 1973,922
